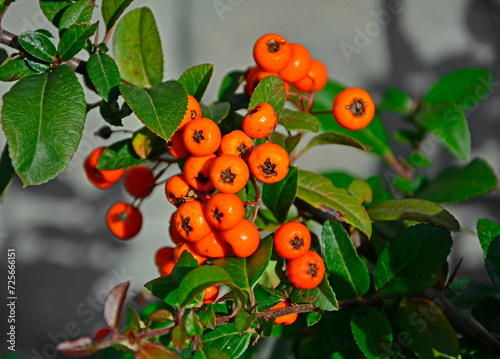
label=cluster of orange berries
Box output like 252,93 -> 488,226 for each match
245,33 -> 328,95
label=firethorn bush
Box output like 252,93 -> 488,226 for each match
1,1 -> 500,359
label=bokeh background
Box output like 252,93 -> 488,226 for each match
1,0 -> 500,357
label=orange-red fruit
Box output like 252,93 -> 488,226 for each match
205,193 -> 245,231
203,286 -> 220,304
183,154 -> 217,192
166,130 -> 190,159
165,174 -> 194,207
267,301 -> 298,325
178,95 -> 202,130
278,43 -> 312,83
218,130 -> 254,161
242,103 -> 277,139
253,34 -> 293,73
194,230 -> 229,258
248,143 -> 289,184
84,147 -> 124,189
173,241 -> 207,265
274,222 -> 311,260
244,65 -> 261,95
220,219 -> 260,258
175,201 -> 213,242
332,88 -> 375,130
293,59 -> 328,93
209,154 -> 250,194
286,250 -> 325,290
169,212 -> 184,245
124,165 -> 155,198
160,259 -> 176,276
106,202 -> 143,240
155,246 -> 175,267
183,118 -> 221,157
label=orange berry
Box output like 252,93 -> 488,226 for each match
124,165 -> 155,198
248,143 -> 289,184
220,219 -> 260,258
244,65 -> 261,95
175,201 -> 213,242
278,43 -> 312,83
332,87 -> 375,130
274,222 -> 311,260
160,259 -> 176,276
209,154 -> 250,194
178,95 -> 202,130
286,250 -> 325,290
218,130 -> 254,161
266,301 -> 298,325
183,118 -> 221,157
174,241 -> 207,265
203,286 -> 220,304
183,154 -> 217,192
194,230 -> 229,258
155,246 -> 175,267
253,33 -> 292,73
293,59 -> 328,93
106,202 -> 143,240
243,103 -> 277,139
166,130 -> 190,159
169,212 -> 184,245
165,174 -> 195,207
205,193 -> 245,231
84,147 -> 124,189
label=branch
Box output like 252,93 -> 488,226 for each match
215,303 -> 315,326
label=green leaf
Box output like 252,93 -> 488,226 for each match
101,0 -> 134,32
18,31 -> 56,63
234,311 -> 257,334
351,306 -> 393,359
425,68 -> 493,109
194,348 -> 231,359
262,166 -> 298,223
203,102 -> 230,122
172,324 -> 187,351
0,145 -> 15,201
218,70 -> 244,102
297,169 -> 372,236
248,75 -> 286,119
87,52 -> 121,102
348,179 -> 373,204
415,104 -> 470,161
374,224 -> 453,298
131,127 -> 159,159
218,111 -> 244,136
185,311 -> 204,337
471,296 -> 500,335
198,305 -> 216,330
113,7 -> 163,88
99,98 -> 130,126
58,0 -> 94,32
379,87 -> 413,115
256,247 -> 283,290
202,324 -> 251,359
417,158 -> 498,203
367,199 -> 460,231
0,59 -> 38,81
96,138 -> 148,170
321,220 -> 370,300
144,275 -> 179,303
306,312 -> 322,327
40,0 -> 73,27
212,257 -> 249,292
1,65 -> 85,185
300,132 -> 369,158
285,133 -> 301,154
300,276 -> 338,311
171,250 -> 199,282
246,235 -> 273,289
148,309 -> 174,323
408,150 -> 432,168
122,306 -> 141,332
178,64 -> 213,102
477,219 -> 500,291
314,81 -> 391,156
395,299 -> 460,358
327,308 -> 362,358
120,81 -> 187,141
366,175 -> 392,207
278,109 -> 321,132
178,266 -> 234,307
58,23 -> 98,61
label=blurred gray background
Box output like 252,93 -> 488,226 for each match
1,0 -> 500,357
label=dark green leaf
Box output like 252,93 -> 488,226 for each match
248,75 -> 286,119
300,276 -> 338,311
99,99 -> 130,126
212,257 -> 249,292
447,278 -> 498,310
201,324 -> 251,359
178,64 -> 213,102
351,306 -> 393,359
246,235 -> 273,289
408,150 -> 432,168
25,57 -> 51,73
218,111 -> 243,136
120,81 -> 187,141
262,166 -> 298,223
285,133 -> 301,154
393,129 -> 419,145
307,312 -> 322,327
171,250 -> 199,282
366,175 -> 392,207
368,199 -> 460,231
58,0 -> 94,32
314,81 -> 391,156
218,71 -> 244,102
321,220 -> 370,300
417,158 -> 498,203
348,179 -> 372,203
0,145 -> 15,201
471,296 -> 500,334
256,246 -> 283,290
297,170 -> 372,236
395,299 -> 460,358
379,87 -> 413,114
234,311 -> 257,334
1,65 -> 85,185
101,0 -> 134,32
58,23 -> 98,61
203,102 -> 230,122
327,308 -> 362,358
121,306 -> 140,332
172,324 -> 187,351
374,224 -> 453,298
185,311 -> 204,337
40,0 -> 73,27
145,275 -> 179,303
19,31 -> 56,62
300,132 -> 369,158
198,305 -> 216,330
96,138 -> 148,170
278,109 -> 321,132
86,52 -> 120,102
477,219 -> 500,291
113,7 -> 162,88
0,59 -> 38,81
322,171 -> 356,189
